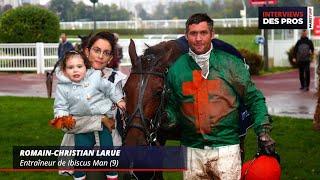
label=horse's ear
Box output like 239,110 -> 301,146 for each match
129,39 -> 138,68
88,31 -> 93,38
78,35 -> 84,41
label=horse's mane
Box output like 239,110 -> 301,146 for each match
144,41 -> 168,56
136,40 -> 182,72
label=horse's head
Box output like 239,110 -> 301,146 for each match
123,39 -> 181,146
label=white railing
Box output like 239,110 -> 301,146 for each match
0,43 -> 58,74
0,38 -> 175,74
0,43 -> 36,71
60,18 -> 259,30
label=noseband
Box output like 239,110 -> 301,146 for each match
125,54 -> 167,145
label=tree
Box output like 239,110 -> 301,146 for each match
94,4 -> 130,21
71,2 -> 92,21
225,0 -> 242,18
311,0 -> 320,16
49,0 -> 75,21
110,4 -> 131,21
95,4 -> 111,21
208,1 -> 225,18
135,3 -> 150,20
151,3 -> 168,20
109,6 -> 131,21
0,5 -> 60,43
49,1 -> 131,22
167,1 -> 207,19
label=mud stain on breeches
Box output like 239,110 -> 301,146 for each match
196,159 -> 221,180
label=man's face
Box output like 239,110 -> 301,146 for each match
186,21 -> 214,55
302,31 -> 307,38
61,35 -> 67,43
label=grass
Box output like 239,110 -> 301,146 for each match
218,34 -> 259,53
0,96 -> 319,179
0,96 -> 65,179
244,116 -> 320,179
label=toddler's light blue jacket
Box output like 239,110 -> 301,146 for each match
54,68 -> 123,117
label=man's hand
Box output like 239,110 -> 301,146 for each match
292,58 -> 296,63
258,132 -> 276,155
50,115 -> 75,130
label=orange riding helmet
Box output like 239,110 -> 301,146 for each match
241,155 -> 281,180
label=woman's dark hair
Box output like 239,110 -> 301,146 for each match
87,31 -> 116,55
185,13 -> 214,32
60,50 -> 91,71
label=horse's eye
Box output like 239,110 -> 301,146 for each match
144,54 -> 155,61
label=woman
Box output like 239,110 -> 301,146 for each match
58,31 -> 126,180
84,31 -> 126,146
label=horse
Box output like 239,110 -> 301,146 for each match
122,39 -> 182,180
124,39 -> 182,145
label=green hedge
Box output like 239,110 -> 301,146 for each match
62,27 -> 260,36
239,48 -> 263,75
0,5 -> 60,43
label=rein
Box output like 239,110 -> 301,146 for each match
124,54 -> 167,145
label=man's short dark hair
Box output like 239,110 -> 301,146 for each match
185,13 -> 214,32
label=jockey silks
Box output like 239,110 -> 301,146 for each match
165,49 -> 270,148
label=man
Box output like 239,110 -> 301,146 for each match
58,33 -> 74,60
165,13 -> 275,179
293,30 -> 314,91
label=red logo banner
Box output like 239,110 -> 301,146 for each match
249,0 -> 278,6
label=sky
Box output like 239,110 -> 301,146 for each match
39,0 -> 48,5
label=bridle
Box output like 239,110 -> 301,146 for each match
124,53 -> 167,145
